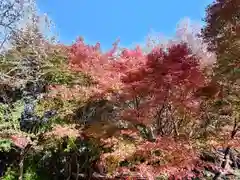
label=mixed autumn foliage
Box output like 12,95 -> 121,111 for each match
0,0 -> 239,179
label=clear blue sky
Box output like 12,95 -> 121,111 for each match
36,0 -> 213,50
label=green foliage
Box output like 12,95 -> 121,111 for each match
0,139 -> 12,152
44,68 -> 75,84
1,167 -> 17,180
0,100 -> 24,134
23,167 -> 38,180
63,136 -> 77,152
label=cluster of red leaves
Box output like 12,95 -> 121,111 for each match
10,135 -> 31,149
49,39 -> 207,125
134,138 -> 199,178
119,43 -> 206,124
98,135 -> 201,179
44,124 -> 82,139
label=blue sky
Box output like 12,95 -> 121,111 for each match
37,0 -> 213,50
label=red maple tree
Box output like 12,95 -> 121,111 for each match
67,40 -> 206,130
